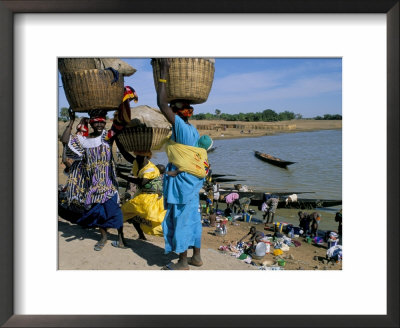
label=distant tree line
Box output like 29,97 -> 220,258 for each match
59,106 -> 341,122
58,107 -> 110,122
314,114 -> 342,120
191,109 -> 342,122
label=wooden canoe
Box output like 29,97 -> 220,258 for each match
254,151 -> 296,168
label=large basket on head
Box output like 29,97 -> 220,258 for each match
58,58 -> 97,75
151,58 -> 215,104
61,69 -> 124,112
116,126 -> 172,153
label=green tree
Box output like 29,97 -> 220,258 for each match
193,113 -> 206,120
215,109 -> 221,119
262,109 -> 278,121
204,113 -> 214,120
278,111 -> 295,121
59,107 -> 69,122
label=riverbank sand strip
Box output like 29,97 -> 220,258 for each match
58,119 -> 342,140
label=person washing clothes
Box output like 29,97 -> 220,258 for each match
298,211 -> 312,236
263,193 -> 279,226
239,226 -> 265,247
224,192 -> 240,214
335,209 -> 342,236
310,212 -> 321,237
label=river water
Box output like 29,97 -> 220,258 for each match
151,129 -> 342,201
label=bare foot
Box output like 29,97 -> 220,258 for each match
188,255 -> 203,267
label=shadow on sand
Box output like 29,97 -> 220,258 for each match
58,220 -> 178,268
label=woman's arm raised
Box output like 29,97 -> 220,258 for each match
61,108 -> 75,145
156,58 -> 175,125
114,137 -> 135,164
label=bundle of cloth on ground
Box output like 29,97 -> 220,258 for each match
326,245 -> 342,261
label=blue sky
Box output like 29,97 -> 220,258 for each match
58,58 -> 342,118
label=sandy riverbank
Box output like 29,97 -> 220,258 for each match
58,119 -> 342,141
58,204 -> 341,270
190,119 -> 342,140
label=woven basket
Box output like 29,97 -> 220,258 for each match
58,58 -> 97,74
151,58 -> 215,104
116,126 -> 172,153
61,69 -> 124,112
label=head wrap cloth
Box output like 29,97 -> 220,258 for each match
171,101 -> 194,118
105,86 -> 138,141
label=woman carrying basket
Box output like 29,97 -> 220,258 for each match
60,109 -> 126,251
156,58 -> 206,270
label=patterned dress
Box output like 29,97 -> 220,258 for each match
61,130 -> 123,229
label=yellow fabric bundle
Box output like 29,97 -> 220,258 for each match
121,161 -> 166,236
166,139 -> 209,178
122,193 -> 165,236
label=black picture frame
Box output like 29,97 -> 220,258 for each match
0,0 -> 398,327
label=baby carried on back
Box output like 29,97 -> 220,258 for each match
166,135 -> 213,178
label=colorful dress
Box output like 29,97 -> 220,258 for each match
61,130 -> 123,229
121,160 -> 166,236
162,116 -> 204,254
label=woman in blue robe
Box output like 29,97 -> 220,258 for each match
156,59 -> 205,270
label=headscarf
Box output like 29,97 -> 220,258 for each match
89,109 -> 107,125
123,86 -> 138,103
105,86 -> 137,141
171,101 -> 194,118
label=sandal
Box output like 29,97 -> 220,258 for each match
94,243 -> 105,251
111,241 -> 127,249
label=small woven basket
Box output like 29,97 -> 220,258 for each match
151,58 -> 215,104
58,58 -> 97,75
61,69 -> 124,112
116,126 -> 172,153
